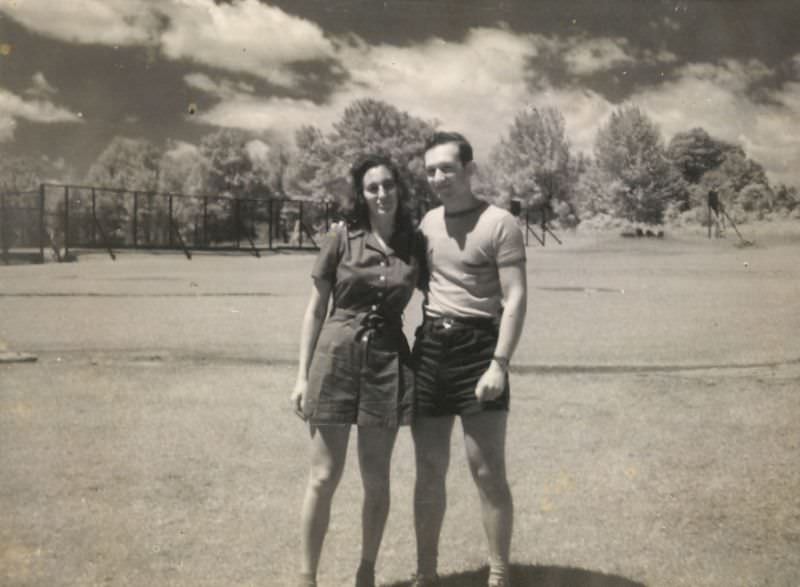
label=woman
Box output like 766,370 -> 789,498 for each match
291,154 -> 417,587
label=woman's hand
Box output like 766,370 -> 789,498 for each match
291,379 -> 309,420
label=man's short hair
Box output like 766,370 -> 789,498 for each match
424,131 -> 473,165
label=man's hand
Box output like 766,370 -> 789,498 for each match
474,361 -> 507,402
291,379 -> 309,420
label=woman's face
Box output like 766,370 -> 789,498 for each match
362,165 -> 398,223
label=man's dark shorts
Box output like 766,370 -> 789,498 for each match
412,316 -> 510,417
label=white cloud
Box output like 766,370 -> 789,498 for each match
185,26 -> 616,163
0,88 -> 83,142
2,0 -> 335,88
646,49 -> 679,65
25,72 -> 58,99
527,89 -> 614,156
160,0 -> 335,87
182,27 -> 800,187
190,93 -> 339,139
184,73 -> 255,100
0,0 -> 160,46
185,27 -> 544,157
334,27 -> 546,157
563,37 -> 636,75
18,0 -> 782,188
632,59 -> 800,186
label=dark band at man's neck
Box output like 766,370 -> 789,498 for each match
443,200 -> 487,218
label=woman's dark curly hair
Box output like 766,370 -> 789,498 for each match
343,154 -> 414,235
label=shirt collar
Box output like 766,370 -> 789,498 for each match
364,230 -> 393,256
349,226 -> 411,258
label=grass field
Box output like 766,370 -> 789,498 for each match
1,228 -> 799,586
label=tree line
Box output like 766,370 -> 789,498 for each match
2,97 -> 798,245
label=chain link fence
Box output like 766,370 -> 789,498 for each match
1,184 -> 339,263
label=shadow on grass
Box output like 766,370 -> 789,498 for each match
384,564 -> 646,587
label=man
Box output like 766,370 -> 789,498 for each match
412,132 -> 527,587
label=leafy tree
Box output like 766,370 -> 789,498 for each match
154,142 -> 209,245
707,149 -> 769,195
773,184 -> 799,213
594,105 -> 688,223
489,106 -> 581,225
86,137 -> 161,190
84,137 -> 163,244
286,125 -> 337,199
738,183 -> 774,215
666,127 -> 739,184
0,154 -> 47,253
700,148 -> 772,214
289,99 -> 437,217
0,154 -> 45,191
158,141 -> 206,196
198,129 -> 268,199
194,129 -> 289,243
573,160 -> 617,219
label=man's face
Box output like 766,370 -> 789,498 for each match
424,142 -> 471,201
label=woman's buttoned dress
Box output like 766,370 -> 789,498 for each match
305,224 -> 417,427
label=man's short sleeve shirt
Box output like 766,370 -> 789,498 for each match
419,202 -> 525,319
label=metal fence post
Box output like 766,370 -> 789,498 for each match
248,198 -> 255,248
203,196 -> 208,248
299,201 -> 304,248
64,185 -> 70,258
525,209 -> 530,247
168,194 -> 174,247
39,184 -> 45,262
132,191 -> 138,248
1,190 -> 7,264
268,199 -> 273,251
234,198 -> 240,249
91,188 -> 97,245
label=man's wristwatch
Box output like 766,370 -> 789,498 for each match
492,355 -> 510,370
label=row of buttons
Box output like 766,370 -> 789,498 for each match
373,260 -> 388,310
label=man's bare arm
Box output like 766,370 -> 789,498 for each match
474,261 -> 527,401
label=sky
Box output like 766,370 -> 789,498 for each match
1,0 -> 799,187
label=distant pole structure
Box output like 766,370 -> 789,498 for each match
708,188 -> 752,246
707,189 -> 720,239
39,184 -> 46,263
1,188 -> 8,264
63,185 -> 70,258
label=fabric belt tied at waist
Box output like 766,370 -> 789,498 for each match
332,308 -> 403,345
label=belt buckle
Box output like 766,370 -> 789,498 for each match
441,317 -> 454,330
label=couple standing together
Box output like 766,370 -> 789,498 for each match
292,132 -> 528,587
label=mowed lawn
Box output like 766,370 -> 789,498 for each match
1,229 -> 799,586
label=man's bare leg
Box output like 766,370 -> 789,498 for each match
412,415 -> 455,580
462,411 -> 512,585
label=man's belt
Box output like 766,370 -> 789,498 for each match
422,313 -> 498,331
